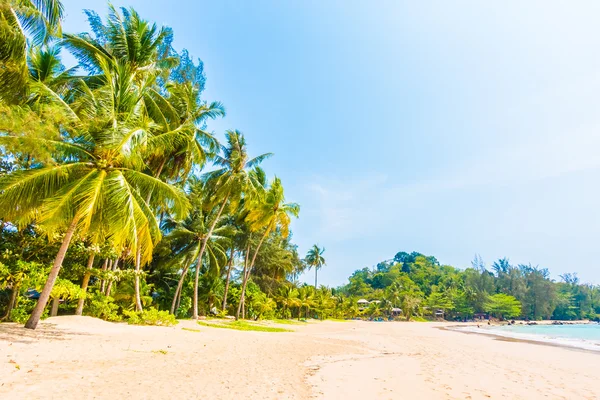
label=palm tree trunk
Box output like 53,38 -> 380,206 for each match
170,261 -> 191,315
25,216 -> 80,330
99,258 -> 110,293
50,297 -> 59,317
315,268 -> 318,289
134,249 -> 143,312
235,241 -> 251,320
192,240 -> 208,319
237,229 -> 270,320
222,248 -> 235,311
192,194 -> 230,319
104,258 -> 118,296
75,253 -> 96,316
2,284 -> 19,321
176,286 -> 183,311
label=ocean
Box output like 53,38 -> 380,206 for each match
459,323 -> 600,352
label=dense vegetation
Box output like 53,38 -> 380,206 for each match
338,251 -> 600,321
1,2 -> 598,328
0,1 -> 314,328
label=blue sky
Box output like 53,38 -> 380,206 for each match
61,1 -> 600,285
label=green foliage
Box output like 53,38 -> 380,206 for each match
10,298 -> 48,324
123,308 -> 178,326
85,293 -> 120,322
485,293 -> 522,319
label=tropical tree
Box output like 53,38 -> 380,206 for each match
0,43 -> 189,328
0,0 -> 64,102
485,293 -> 522,320
297,285 -> 313,320
276,285 -> 299,319
163,180 -> 232,316
236,177 -> 299,319
305,244 -> 325,288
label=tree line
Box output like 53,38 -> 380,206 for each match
337,251 -> 600,321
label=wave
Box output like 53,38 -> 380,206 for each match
451,325 -> 600,352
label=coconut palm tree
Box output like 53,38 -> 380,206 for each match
0,0 -> 64,102
0,48 -> 189,329
276,285 -> 300,319
236,177 -> 299,319
197,130 -> 270,319
145,81 -> 224,184
163,181 -> 232,316
297,286 -> 313,320
305,245 -> 326,288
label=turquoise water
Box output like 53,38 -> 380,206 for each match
491,324 -> 600,342
459,323 -> 600,351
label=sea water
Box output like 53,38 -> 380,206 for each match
459,323 -> 600,352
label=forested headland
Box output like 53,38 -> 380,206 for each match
338,252 -> 600,321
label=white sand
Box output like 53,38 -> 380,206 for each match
1,317 -> 599,399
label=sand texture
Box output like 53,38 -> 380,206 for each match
1,317 -> 599,399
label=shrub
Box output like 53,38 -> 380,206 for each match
10,298 -> 48,324
86,293 -> 121,322
123,308 -> 178,326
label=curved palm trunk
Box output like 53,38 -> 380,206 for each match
170,261 -> 191,315
236,230 -> 269,320
175,286 -> 183,311
104,258 -> 119,296
235,241 -> 251,320
192,239 -> 208,319
192,194 -> 229,319
222,248 -> 235,311
75,253 -> 96,316
2,284 -> 19,321
99,259 -> 110,293
134,249 -> 143,312
25,216 -> 80,330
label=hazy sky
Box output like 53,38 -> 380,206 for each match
61,1 -> 600,286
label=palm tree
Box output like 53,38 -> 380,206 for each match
297,286 -> 313,320
402,292 -> 422,321
276,285 -> 299,319
163,181 -> 232,316
305,245 -> 326,288
221,244 -> 235,311
0,0 -> 64,102
236,177 -> 299,319
145,81 -> 224,183
201,130 -> 270,319
313,286 -> 333,320
0,47 -> 189,329
74,244 -> 99,315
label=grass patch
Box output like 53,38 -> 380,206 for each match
152,349 -> 168,355
271,318 -> 305,325
327,318 -> 350,322
197,320 -> 291,332
409,316 -> 428,322
181,327 -> 201,333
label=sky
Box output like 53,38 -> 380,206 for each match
61,0 -> 600,286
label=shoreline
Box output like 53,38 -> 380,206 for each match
2,317 -> 600,399
443,325 -> 600,354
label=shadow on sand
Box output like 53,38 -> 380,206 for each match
0,322 -> 90,344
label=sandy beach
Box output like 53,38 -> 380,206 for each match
1,317 -> 599,399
